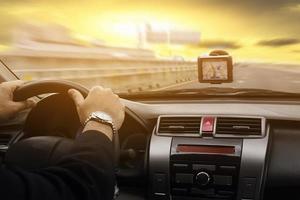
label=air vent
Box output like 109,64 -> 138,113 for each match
216,117 -> 264,137
157,116 -> 201,136
0,134 -> 13,151
0,134 -> 12,146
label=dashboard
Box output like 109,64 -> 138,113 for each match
1,98 -> 300,200
117,99 -> 300,200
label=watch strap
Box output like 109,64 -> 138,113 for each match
84,114 -> 117,134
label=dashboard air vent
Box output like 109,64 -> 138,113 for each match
157,116 -> 201,136
0,134 -> 12,145
216,117 -> 264,136
0,134 -> 12,150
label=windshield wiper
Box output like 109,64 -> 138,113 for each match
119,87 -> 300,98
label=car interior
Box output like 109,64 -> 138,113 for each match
0,62 -> 300,200
0,1 -> 300,200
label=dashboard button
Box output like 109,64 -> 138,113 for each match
153,193 -> 168,200
219,165 -> 236,171
193,164 -> 216,171
195,171 -> 211,186
213,175 -> 232,186
217,190 -> 234,196
202,117 -> 215,132
173,163 -> 189,170
241,177 -> 256,199
175,173 -> 194,184
172,188 -> 188,195
190,188 -> 215,196
153,173 -> 167,193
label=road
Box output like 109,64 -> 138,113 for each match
157,62 -> 300,93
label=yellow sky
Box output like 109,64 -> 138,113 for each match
0,0 -> 300,63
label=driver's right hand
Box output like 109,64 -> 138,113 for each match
68,86 -> 125,130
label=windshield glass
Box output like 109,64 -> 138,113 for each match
0,0 -> 300,94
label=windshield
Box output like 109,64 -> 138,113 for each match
0,0 -> 300,95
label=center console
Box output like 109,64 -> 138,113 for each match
170,138 -> 241,200
148,115 -> 269,200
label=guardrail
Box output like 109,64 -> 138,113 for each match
1,52 -> 198,92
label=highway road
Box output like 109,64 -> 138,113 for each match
157,62 -> 300,94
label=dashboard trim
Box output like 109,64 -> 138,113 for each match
236,123 -> 270,200
123,100 -> 300,122
148,127 -> 172,199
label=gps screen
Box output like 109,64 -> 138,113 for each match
198,56 -> 233,83
202,60 -> 228,80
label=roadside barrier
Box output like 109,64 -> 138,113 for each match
1,52 -> 197,92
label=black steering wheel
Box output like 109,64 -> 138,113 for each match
13,79 -> 89,102
14,80 -> 89,139
5,80 -> 119,170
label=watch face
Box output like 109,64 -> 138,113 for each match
93,111 -> 113,122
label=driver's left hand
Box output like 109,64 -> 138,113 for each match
0,81 -> 36,122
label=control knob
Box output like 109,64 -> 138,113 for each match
195,171 -> 211,186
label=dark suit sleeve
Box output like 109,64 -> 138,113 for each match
0,131 -> 115,200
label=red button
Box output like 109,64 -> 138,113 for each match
202,117 -> 215,132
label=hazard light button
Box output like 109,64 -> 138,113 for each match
201,117 -> 215,133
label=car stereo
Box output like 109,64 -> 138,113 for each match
170,140 -> 241,200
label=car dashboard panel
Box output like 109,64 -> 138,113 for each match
149,115 -> 268,200
1,99 -> 300,200
123,99 -> 300,200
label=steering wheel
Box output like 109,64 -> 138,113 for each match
13,79 -> 89,102
5,80 -> 119,170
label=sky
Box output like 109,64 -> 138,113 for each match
0,0 -> 300,63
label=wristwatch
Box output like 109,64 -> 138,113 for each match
84,111 -> 117,134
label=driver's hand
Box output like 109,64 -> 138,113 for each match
0,80 -> 36,122
68,86 -> 125,130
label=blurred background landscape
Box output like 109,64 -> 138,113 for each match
0,0 -> 299,93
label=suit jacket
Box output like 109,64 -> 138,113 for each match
0,131 -> 115,200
